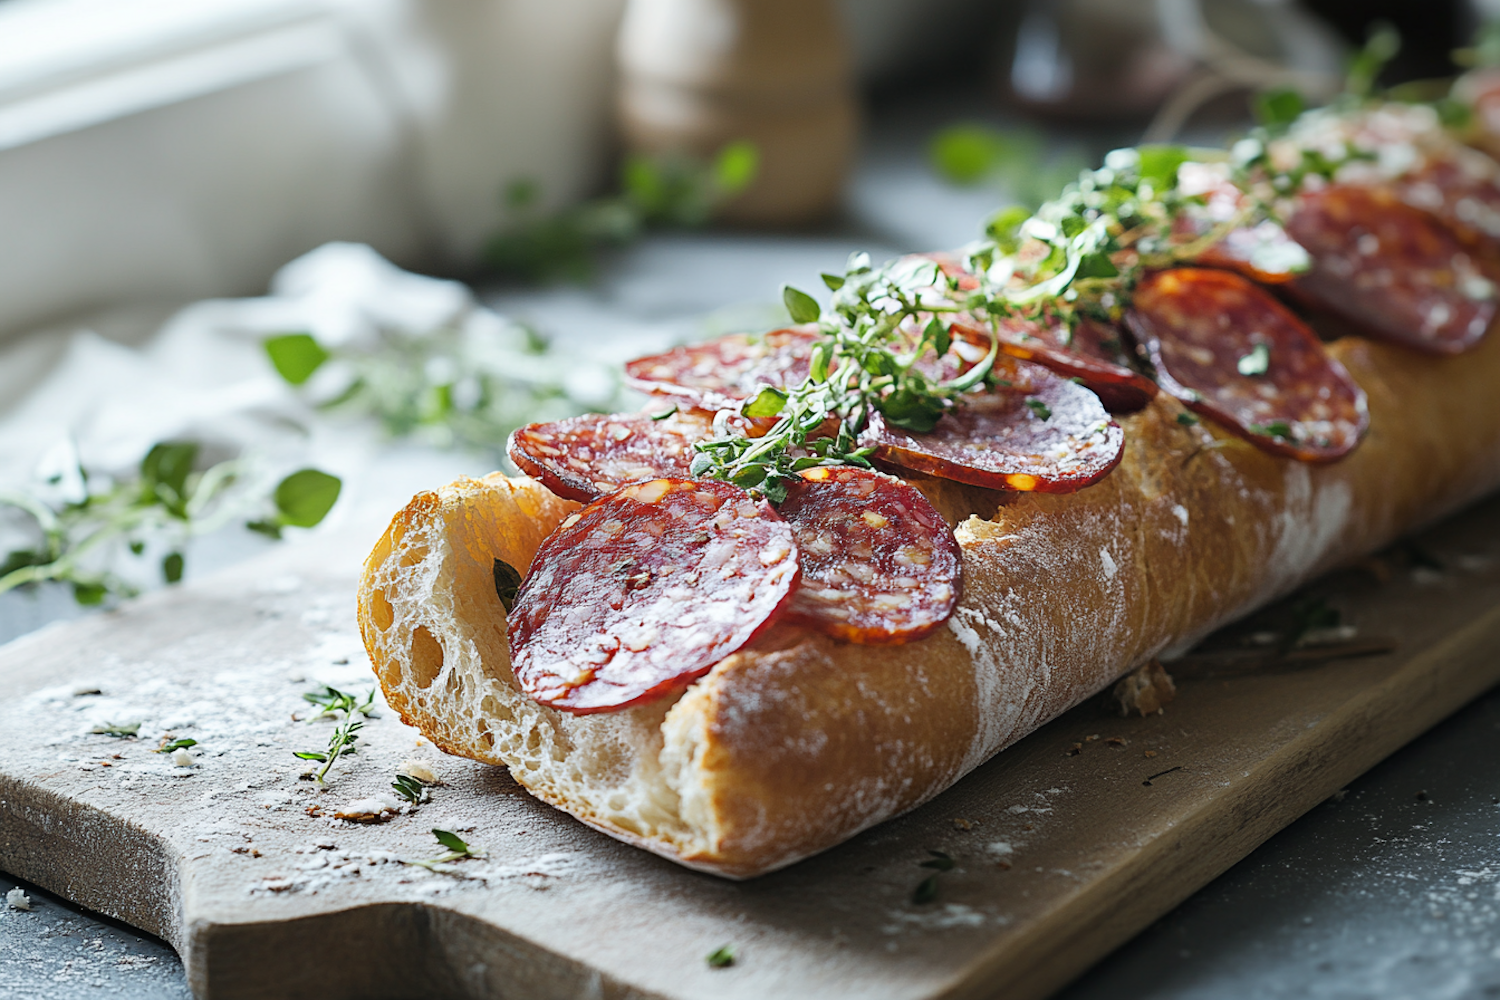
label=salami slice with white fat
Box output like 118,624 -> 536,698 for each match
779,467 -> 961,644
509,410 -> 712,502
508,478 -> 800,714
952,315 -> 1158,413
865,355 -> 1124,493
624,328 -> 820,410
1286,184 -> 1499,354
1127,268 -> 1368,462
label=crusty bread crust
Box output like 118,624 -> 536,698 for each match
358,329 -> 1500,878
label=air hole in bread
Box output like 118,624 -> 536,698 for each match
477,723 -> 494,750
370,589 -> 394,631
409,625 -> 445,689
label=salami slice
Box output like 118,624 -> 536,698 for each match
779,467 -> 961,644
1126,268 -> 1368,462
508,410 -> 713,502
865,355 -> 1124,493
952,315 -> 1158,413
508,478 -> 800,714
624,327 -> 820,410
1285,184 -> 1499,354
1193,221 -> 1311,285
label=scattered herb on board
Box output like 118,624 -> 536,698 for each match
294,686 -> 376,784
262,315 -> 621,460
912,849 -> 956,904
89,722 -> 141,738
706,945 -> 737,969
485,141 -> 759,283
154,738 -> 198,754
403,829 -> 486,873
301,685 -> 376,723
392,773 -> 429,806
1,441 -> 340,605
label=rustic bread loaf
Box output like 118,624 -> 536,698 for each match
357,329 -> 1500,878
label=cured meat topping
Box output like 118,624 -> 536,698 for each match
952,315 -> 1158,413
507,479 -> 800,714
624,328 -> 820,410
866,355 -> 1124,492
779,467 -> 961,644
1127,268 -> 1368,462
1286,184 -> 1499,354
509,410 -> 711,502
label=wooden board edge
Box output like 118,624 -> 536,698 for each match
937,599 -> 1500,1000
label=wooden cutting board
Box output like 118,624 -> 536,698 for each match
3,494 -> 1500,1000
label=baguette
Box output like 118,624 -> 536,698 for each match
357,327 -> 1500,878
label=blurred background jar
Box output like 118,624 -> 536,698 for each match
616,0 -> 858,227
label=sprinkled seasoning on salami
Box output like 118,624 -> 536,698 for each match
779,467 -> 961,644
507,479 -> 800,714
1285,185 -> 1499,354
624,327 -> 820,410
1127,268 -> 1368,462
951,315 -> 1158,413
508,410 -> 711,502
866,355 -> 1124,493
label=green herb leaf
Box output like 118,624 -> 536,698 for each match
1136,145 -> 1189,191
1237,343 -> 1270,376
930,124 -> 1012,185
650,405 -> 678,421
985,205 -> 1033,252
273,469 -> 342,528
1075,252 -> 1119,279
706,945 -> 736,969
1253,420 -> 1294,440
912,873 -> 940,904
1345,21 -> 1400,98
493,558 -> 522,613
713,140 -> 759,195
1176,412 -> 1200,426
155,738 -> 198,753
782,285 -> 822,325
293,751 -> 328,761
879,388 -> 947,433
919,850 -> 956,871
743,386 -> 788,419
245,519 -> 283,540
141,442 -> 198,514
162,552 -> 184,584
432,829 -> 471,854
263,333 -> 330,386
1026,399 -> 1052,421
72,581 -> 109,606
392,773 -> 427,805
505,178 -> 540,210
820,272 -> 845,291
1253,88 -> 1306,128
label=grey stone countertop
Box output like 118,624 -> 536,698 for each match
4,97 -> 1500,999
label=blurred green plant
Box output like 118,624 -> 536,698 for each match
928,123 -> 1088,211
484,140 -> 760,283
262,315 -> 620,457
0,442 -> 340,605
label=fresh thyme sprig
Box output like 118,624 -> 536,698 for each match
293,685 -> 376,784
300,684 -> 376,722
691,256 -> 997,503
402,829 -> 485,873
1,441 -> 340,605
264,317 -> 621,459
